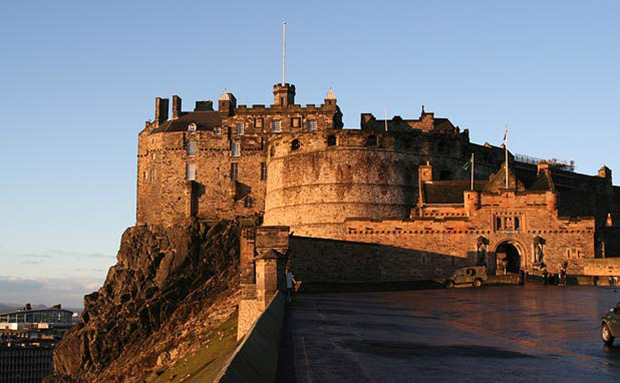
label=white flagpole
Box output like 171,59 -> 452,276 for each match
385,107 -> 388,132
471,153 -> 475,191
282,21 -> 286,85
504,124 -> 509,188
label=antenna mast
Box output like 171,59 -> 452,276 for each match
282,21 -> 286,85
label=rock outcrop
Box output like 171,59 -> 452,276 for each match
48,219 -> 242,383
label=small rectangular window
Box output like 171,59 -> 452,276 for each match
231,142 -> 241,157
271,120 -> 281,133
187,141 -> 197,156
307,120 -> 317,132
236,123 -> 244,135
150,168 -> 156,183
214,127 -> 221,135
186,164 -> 196,181
256,118 -> 263,128
230,163 -> 238,180
260,163 -> 267,180
292,118 -> 300,128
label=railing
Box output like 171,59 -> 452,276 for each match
514,153 -> 575,172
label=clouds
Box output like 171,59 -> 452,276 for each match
0,275 -> 104,308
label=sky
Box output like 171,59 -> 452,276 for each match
1,0 -> 619,307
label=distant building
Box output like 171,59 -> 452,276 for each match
0,305 -> 74,383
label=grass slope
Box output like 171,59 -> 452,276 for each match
150,315 -> 240,383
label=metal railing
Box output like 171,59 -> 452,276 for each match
514,153 -> 575,172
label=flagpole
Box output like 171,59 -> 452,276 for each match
471,153 -> 475,191
282,21 -> 286,85
384,107 -> 388,132
505,124 -> 509,189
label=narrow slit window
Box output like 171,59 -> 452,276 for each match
236,123 -> 244,135
260,163 -> 267,180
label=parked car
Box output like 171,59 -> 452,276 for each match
446,266 -> 488,288
602,302 -> 620,346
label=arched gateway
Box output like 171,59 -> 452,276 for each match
495,242 -> 522,274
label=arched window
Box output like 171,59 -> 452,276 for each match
327,135 -> 337,146
291,139 -> 301,151
365,135 -> 377,147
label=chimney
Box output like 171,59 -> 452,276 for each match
537,161 -> 550,176
24,303 -> 31,311
155,97 -> 169,125
598,166 -> 612,184
219,92 -> 237,117
194,100 -> 214,111
172,95 -> 182,119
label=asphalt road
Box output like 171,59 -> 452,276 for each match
276,284 -> 620,383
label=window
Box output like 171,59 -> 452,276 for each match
151,152 -> 156,160
231,142 -> 241,157
150,168 -> 156,183
186,164 -> 196,180
307,120 -> 317,132
260,162 -> 267,180
236,123 -> 244,135
214,127 -> 221,135
495,217 -> 502,230
143,171 -> 148,181
271,120 -> 282,133
292,118 -> 300,128
327,135 -> 337,146
244,196 -> 254,208
230,163 -> 238,180
291,139 -> 301,151
256,118 -> 263,128
188,123 -> 197,133
186,141 -> 197,156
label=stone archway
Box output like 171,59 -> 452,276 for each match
495,242 -> 522,274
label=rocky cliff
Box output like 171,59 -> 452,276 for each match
48,219 -> 242,383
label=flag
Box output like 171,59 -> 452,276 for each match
503,126 -> 508,143
462,153 -> 474,171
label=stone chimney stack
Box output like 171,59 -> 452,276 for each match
273,83 -> 295,106
172,95 -> 182,119
155,97 -> 169,126
219,92 -> 237,117
598,166 -> 612,184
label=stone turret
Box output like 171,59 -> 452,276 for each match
273,83 -> 295,106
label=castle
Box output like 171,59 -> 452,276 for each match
137,83 -> 620,299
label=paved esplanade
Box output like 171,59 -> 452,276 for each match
277,285 -> 620,383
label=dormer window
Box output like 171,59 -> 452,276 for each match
307,120 -> 317,132
236,123 -> 244,135
271,120 -> 282,133
214,127 -> 222,135
231,142 -> 241,157
187,123 -> 197,133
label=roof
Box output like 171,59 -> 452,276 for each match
0,308 -> 73,316
150,111 -> 222,134
423,180 -> 488,204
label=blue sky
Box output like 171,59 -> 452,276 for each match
1,0 -> 619,307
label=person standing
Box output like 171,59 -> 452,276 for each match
286,267 -> 296,303
542,267 -> 548,285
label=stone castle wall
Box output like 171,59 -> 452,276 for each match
263,130 -> 506,239
345,190 -> 597,275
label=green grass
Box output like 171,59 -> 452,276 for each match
150,315 -> 240,383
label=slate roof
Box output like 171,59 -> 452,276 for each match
149,111 -> 222,134
423,181 -> 488,204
